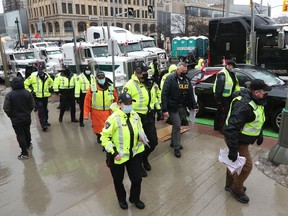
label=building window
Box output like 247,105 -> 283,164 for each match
93,6 -> 97,15
40,7 -> 42,16
62,3 -> 67,14
88,5 -> 92,15
76,4 -> 80,14
52,4 -> 55,14
68,3 -> 72,14
124,0 -> 127,4
55,22 -> 60,32
49,5 -> 51,15
48,22 -> 53,33
55,3 -> 58,14
46,5 -> 48,15
64,21 -> 73,32
104,7 -> 108,16
81,5 -> 86,15
128,0 -> 131,4
31,24 -> 35,34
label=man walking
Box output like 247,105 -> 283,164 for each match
213,60 -> 240,132
3,77 -> 34,159
161,62 -> 198,158
123,61 -> 161,177
24,65 -> 54,131
224,79 -> 271,203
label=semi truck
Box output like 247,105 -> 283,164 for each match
209,15 -> 288,72
86,26 -> 158,67
61,42 -> 139,88
133,34 -> 169,70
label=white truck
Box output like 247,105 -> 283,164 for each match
61,42 -> 139,88
28,42 -> 62,77
133,34 -> 169,70
86,26 -> 158,66
5,48 -> 45,79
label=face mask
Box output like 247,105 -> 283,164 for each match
38,71 -> 44,76
122,104 -> 133,113
180,72 -> 187,77
142,73 -> 148,82
98,78 -> 105,85
85,70 -> 91,75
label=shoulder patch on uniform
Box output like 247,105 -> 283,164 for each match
123,87 -> 128,93
105,122 -> 111,129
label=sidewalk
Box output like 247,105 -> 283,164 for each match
0,99 -> 287,216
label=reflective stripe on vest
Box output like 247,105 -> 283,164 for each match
226,96 -> 265,136
115,115 -> 125,157
91,84 -> 114,110
213,69 -> 240,97
133,80 -> 148,113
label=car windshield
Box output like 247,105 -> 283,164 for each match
244,68 -> 285,86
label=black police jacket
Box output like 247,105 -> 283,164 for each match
223,89 -> 264,150
161,73 -> 198,112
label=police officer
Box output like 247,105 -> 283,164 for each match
123,61 -> 161,177
84,71 -> 118,144
213,60 -> 240,132
24,65 -> 54,131
101,93 -> 146,210
53,67 -> 78,123
161,62 -> 198,158
75,65 -> 96,127
224,79 -> 271,204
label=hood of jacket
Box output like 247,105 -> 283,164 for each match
11,77 -> 24,90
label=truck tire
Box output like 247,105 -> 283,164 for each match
271,108 -> 282,132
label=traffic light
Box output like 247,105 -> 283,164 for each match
148,5 -> 153,16
283,1 -> 288,12
128,7 -> 134,18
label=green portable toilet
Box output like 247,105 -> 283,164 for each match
196,36 -> 208,57
203,36 -> 209,57
172,37 -> 180,57
188,36 -> 196,55
179,37 -> 188,57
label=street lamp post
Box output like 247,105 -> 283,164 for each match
15,18 -> 22,48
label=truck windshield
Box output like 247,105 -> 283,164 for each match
140,40 -> 156,48
14,52 -> 35,60
47,50 -> 62,55
92,46 -> 108,57
119,43 -> 142,53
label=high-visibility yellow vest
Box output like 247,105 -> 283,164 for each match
24,72 -> 53,98
195,58 -> 203,69
226,96 -> 265,136
123,74 -> 161,114
101,109 -> 145,164
160,64 -> 177,89
53,72 -> 77,92
150,62 -> 155,75
90,83 -> 114,110
213,68 -> 240,97
74,73 -> 96,97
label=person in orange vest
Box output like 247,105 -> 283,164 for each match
83,71 -> 118,144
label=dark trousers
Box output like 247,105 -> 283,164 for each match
109,154 -> 142,202
225,144 -> 252,194
214,97 -> 232,131
78,92 -> 86,124
168,109 -> 182,150
12,123 -> 31,155
36,97 -> 49,128
139,113 -> 158,163
59,89 -> 76,121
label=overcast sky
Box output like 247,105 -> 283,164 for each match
0,0 -> 286,17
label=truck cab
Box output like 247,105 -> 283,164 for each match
62,42 -> 139,88
86,26 -> 158,67
134,34 -> 168,70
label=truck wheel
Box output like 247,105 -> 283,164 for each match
271,108 -> 282,132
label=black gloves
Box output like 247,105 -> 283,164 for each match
156,110 -> 164,121
228,148 -> 238,162
257,134 -> 263,145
